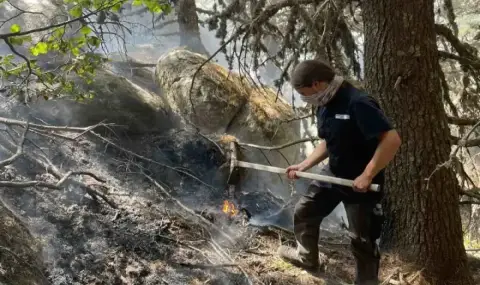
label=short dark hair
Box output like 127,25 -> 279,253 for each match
290,59 -> 335,89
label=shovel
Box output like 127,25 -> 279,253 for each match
226,142 -> 380,192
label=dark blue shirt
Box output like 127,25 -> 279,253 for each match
316,82 -> 393,185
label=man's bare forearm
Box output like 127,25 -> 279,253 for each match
363,130 -> 401,179
300,141 -> 328,170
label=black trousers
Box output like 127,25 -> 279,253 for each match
294,166 -> 384,285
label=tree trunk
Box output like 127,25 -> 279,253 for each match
176,0 -> 208,55
363,1 -> 474,284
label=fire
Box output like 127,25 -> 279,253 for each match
222,200 -> 238,216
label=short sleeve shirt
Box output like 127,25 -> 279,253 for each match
316,83 -> 393,184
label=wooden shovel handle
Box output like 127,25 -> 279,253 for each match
237,161 -> 380,192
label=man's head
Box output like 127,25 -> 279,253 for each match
290,59 -> 335,96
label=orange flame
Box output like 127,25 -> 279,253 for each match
222,200 -> 238,217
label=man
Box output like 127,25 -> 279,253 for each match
277,59 -> 401,285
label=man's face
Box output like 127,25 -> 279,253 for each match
295,81 -> 328,96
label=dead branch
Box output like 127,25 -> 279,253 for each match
460,188 -> 480,200
451,120 -> 480,156
142,172 -> 236,245
447,116 -> 480,126
55,171 -> 106,187
453,136 -> 480,147
0,180 -> 59,188
0,135 -> 116,208
176,262 -> 239,269
0,123 -> 28,168
0,116 -> 114,133
239,137 -> 320,151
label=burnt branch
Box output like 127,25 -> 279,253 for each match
0,123 -> 28,168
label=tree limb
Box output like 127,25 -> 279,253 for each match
447,116 -> 480,126
0,123 -> 28,168
239,137 -> 320,151
451,120 -> 480,156
452,136 -> 480,147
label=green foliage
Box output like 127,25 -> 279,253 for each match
0,0 -> 172,101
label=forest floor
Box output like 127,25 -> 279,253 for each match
0,121 -> 479,285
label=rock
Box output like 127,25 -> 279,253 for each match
155,48 -> 314,200
21,69 -> 179,134
155,48 -> 300,143
0,203 -> 47,285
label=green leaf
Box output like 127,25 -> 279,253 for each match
72,47 -> 80,56
69,6 -> 83,18
132,0 -> 143,6
87,36 -> 101,48
10,24 -> 21,33
53,27 -> 65,38
80,26 -> 92,35
30,42 -> 49,56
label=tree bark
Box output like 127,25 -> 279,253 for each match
363,1 -> 474,284
176,0 -> 208,55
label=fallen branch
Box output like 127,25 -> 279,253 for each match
0,180 -> 58,188
0,123 -> 28,168
0,116 -> 114,133
176,262 -> 239,269
142,173 -> 236,245
0,135 -> 116,208
0,117 -> 213,189
55,171 -> 106,187
239,137 -> 320,151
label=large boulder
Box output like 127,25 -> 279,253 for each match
155,48 -> 317,209
0,202 -> 47,285
155,48 -> 300,143
12,69 -> 178,134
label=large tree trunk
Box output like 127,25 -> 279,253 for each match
176,0 -> 208,55
363,0 -> 474,284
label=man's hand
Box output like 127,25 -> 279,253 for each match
286,163 -> 307,179
353,172 -> 373,192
